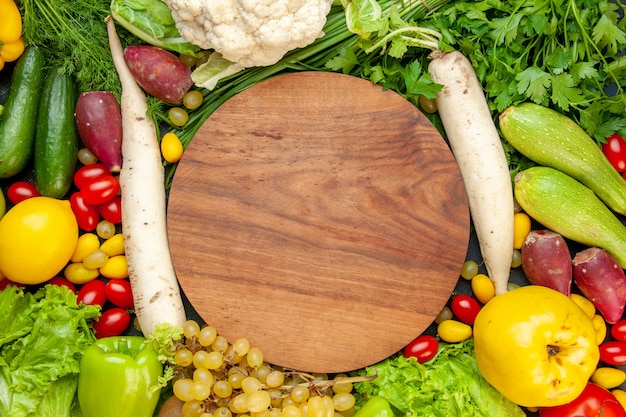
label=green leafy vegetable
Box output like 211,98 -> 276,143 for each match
110,0 -> 201,57
0,285 -> 99,417
17,0 -> 141,95
425,0 -> 625,146
354,340 -> 525,417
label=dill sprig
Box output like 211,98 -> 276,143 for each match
18,0 -> 139,95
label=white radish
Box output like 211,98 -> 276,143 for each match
106,16 -> 186,336
428,50 -> 514,295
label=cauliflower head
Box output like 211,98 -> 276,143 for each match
166,0 -> 335,68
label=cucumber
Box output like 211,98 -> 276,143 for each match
0,46 -> 46,178
34,69 -> 79,199
499,102 -> 626,215
514,166 -> 626,269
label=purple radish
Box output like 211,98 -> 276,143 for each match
75,91 -> 123,173
521,229 -> 572,295
573,247 -> 626,324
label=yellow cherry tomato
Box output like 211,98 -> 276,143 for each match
71,233 -> 101,263
513,212 -> 532,249
591,314 -> 607,344
437,319 -> 472,343
64,262 -> 99,285
99,255 -> 128,279
100,233 -> 125,256
592,367 -> 626,389
471,273 -> 496,304
570,293 -> 596,318
612,389 -> 626,410
161,132 -> 184,163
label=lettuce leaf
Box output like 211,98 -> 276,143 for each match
0,285 -> 100,417
355,339 -> 525,417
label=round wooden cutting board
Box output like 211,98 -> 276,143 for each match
167,72 -> 469,373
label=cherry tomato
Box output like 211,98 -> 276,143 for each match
539,382 -> 626,417
403,334 -> 438,363
93,307 -> 131,338
69,192 -> 100,232
450,294 -> 481,325
600,341 -> 626,366
602,134 -> 626,173
74,163 -> 109,189
77,279 -> 107,307
80,175 -> 120,205
7,181 -> 40,204
105,279 -> 134,309
48,276 -> 77,293
0,278 -> 26,290
611,319 -> 626,343
98,195 -> 122,225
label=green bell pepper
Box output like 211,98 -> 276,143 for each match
78,336 -> 162,417
353,396 -> 395,417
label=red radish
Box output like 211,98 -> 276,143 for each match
573,247 -> 626,324
521,229 -> 572,295
428,50 -> 514,295
75,91 -> 123,172
107,17 -> 186,337
123,45 -> 193,104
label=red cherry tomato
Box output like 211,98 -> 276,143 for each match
600,340 -> 626,365
98,195 -> 122,225
7,181 -> 40,204
105,279 -> 134,309
74,163 -> 109,189
602,134 -> 626,173
77,279 -> 107,307
403,334 -> 438,363
48,276 -> 77,293
450,294 -> 481,325
93,307 -> 131,338
611,319 -> 626,343
69,192 -> 100,232
0,278 -> 26,290
539,382 -> 626,417
79,175 -> 120,205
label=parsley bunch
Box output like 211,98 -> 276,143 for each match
428,0 -> 625,144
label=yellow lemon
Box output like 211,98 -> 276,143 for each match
0,196 -> 78,284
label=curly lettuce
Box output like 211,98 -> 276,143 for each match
355,339 -> 525,417
0,285 -> 99,417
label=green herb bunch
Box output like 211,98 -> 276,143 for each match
428,0 -> 625,144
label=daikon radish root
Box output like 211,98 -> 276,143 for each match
428,50 -> 514,295
106,16 -> 186,336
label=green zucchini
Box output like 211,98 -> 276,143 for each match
514,166 -> 626,268
34,69 -> 79,198
500,102 -> 626,215
0,46 -> 46,178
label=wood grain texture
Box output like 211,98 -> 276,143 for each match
167,72 -> 469,373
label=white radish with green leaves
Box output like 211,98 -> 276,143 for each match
428,50 -> 514,295
106,16 -> 186,336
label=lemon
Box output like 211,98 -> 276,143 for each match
0,196 -> 78,285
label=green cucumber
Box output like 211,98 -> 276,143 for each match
34,69 -> 79,198
499,102 -> 626,215
0,46 -> 46,178
514,166 -> 626,268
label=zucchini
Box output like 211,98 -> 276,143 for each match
500,102 -> 626,215
514,166 -> 626,268
34,69 -> 79,198
0,46 -> 46,178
